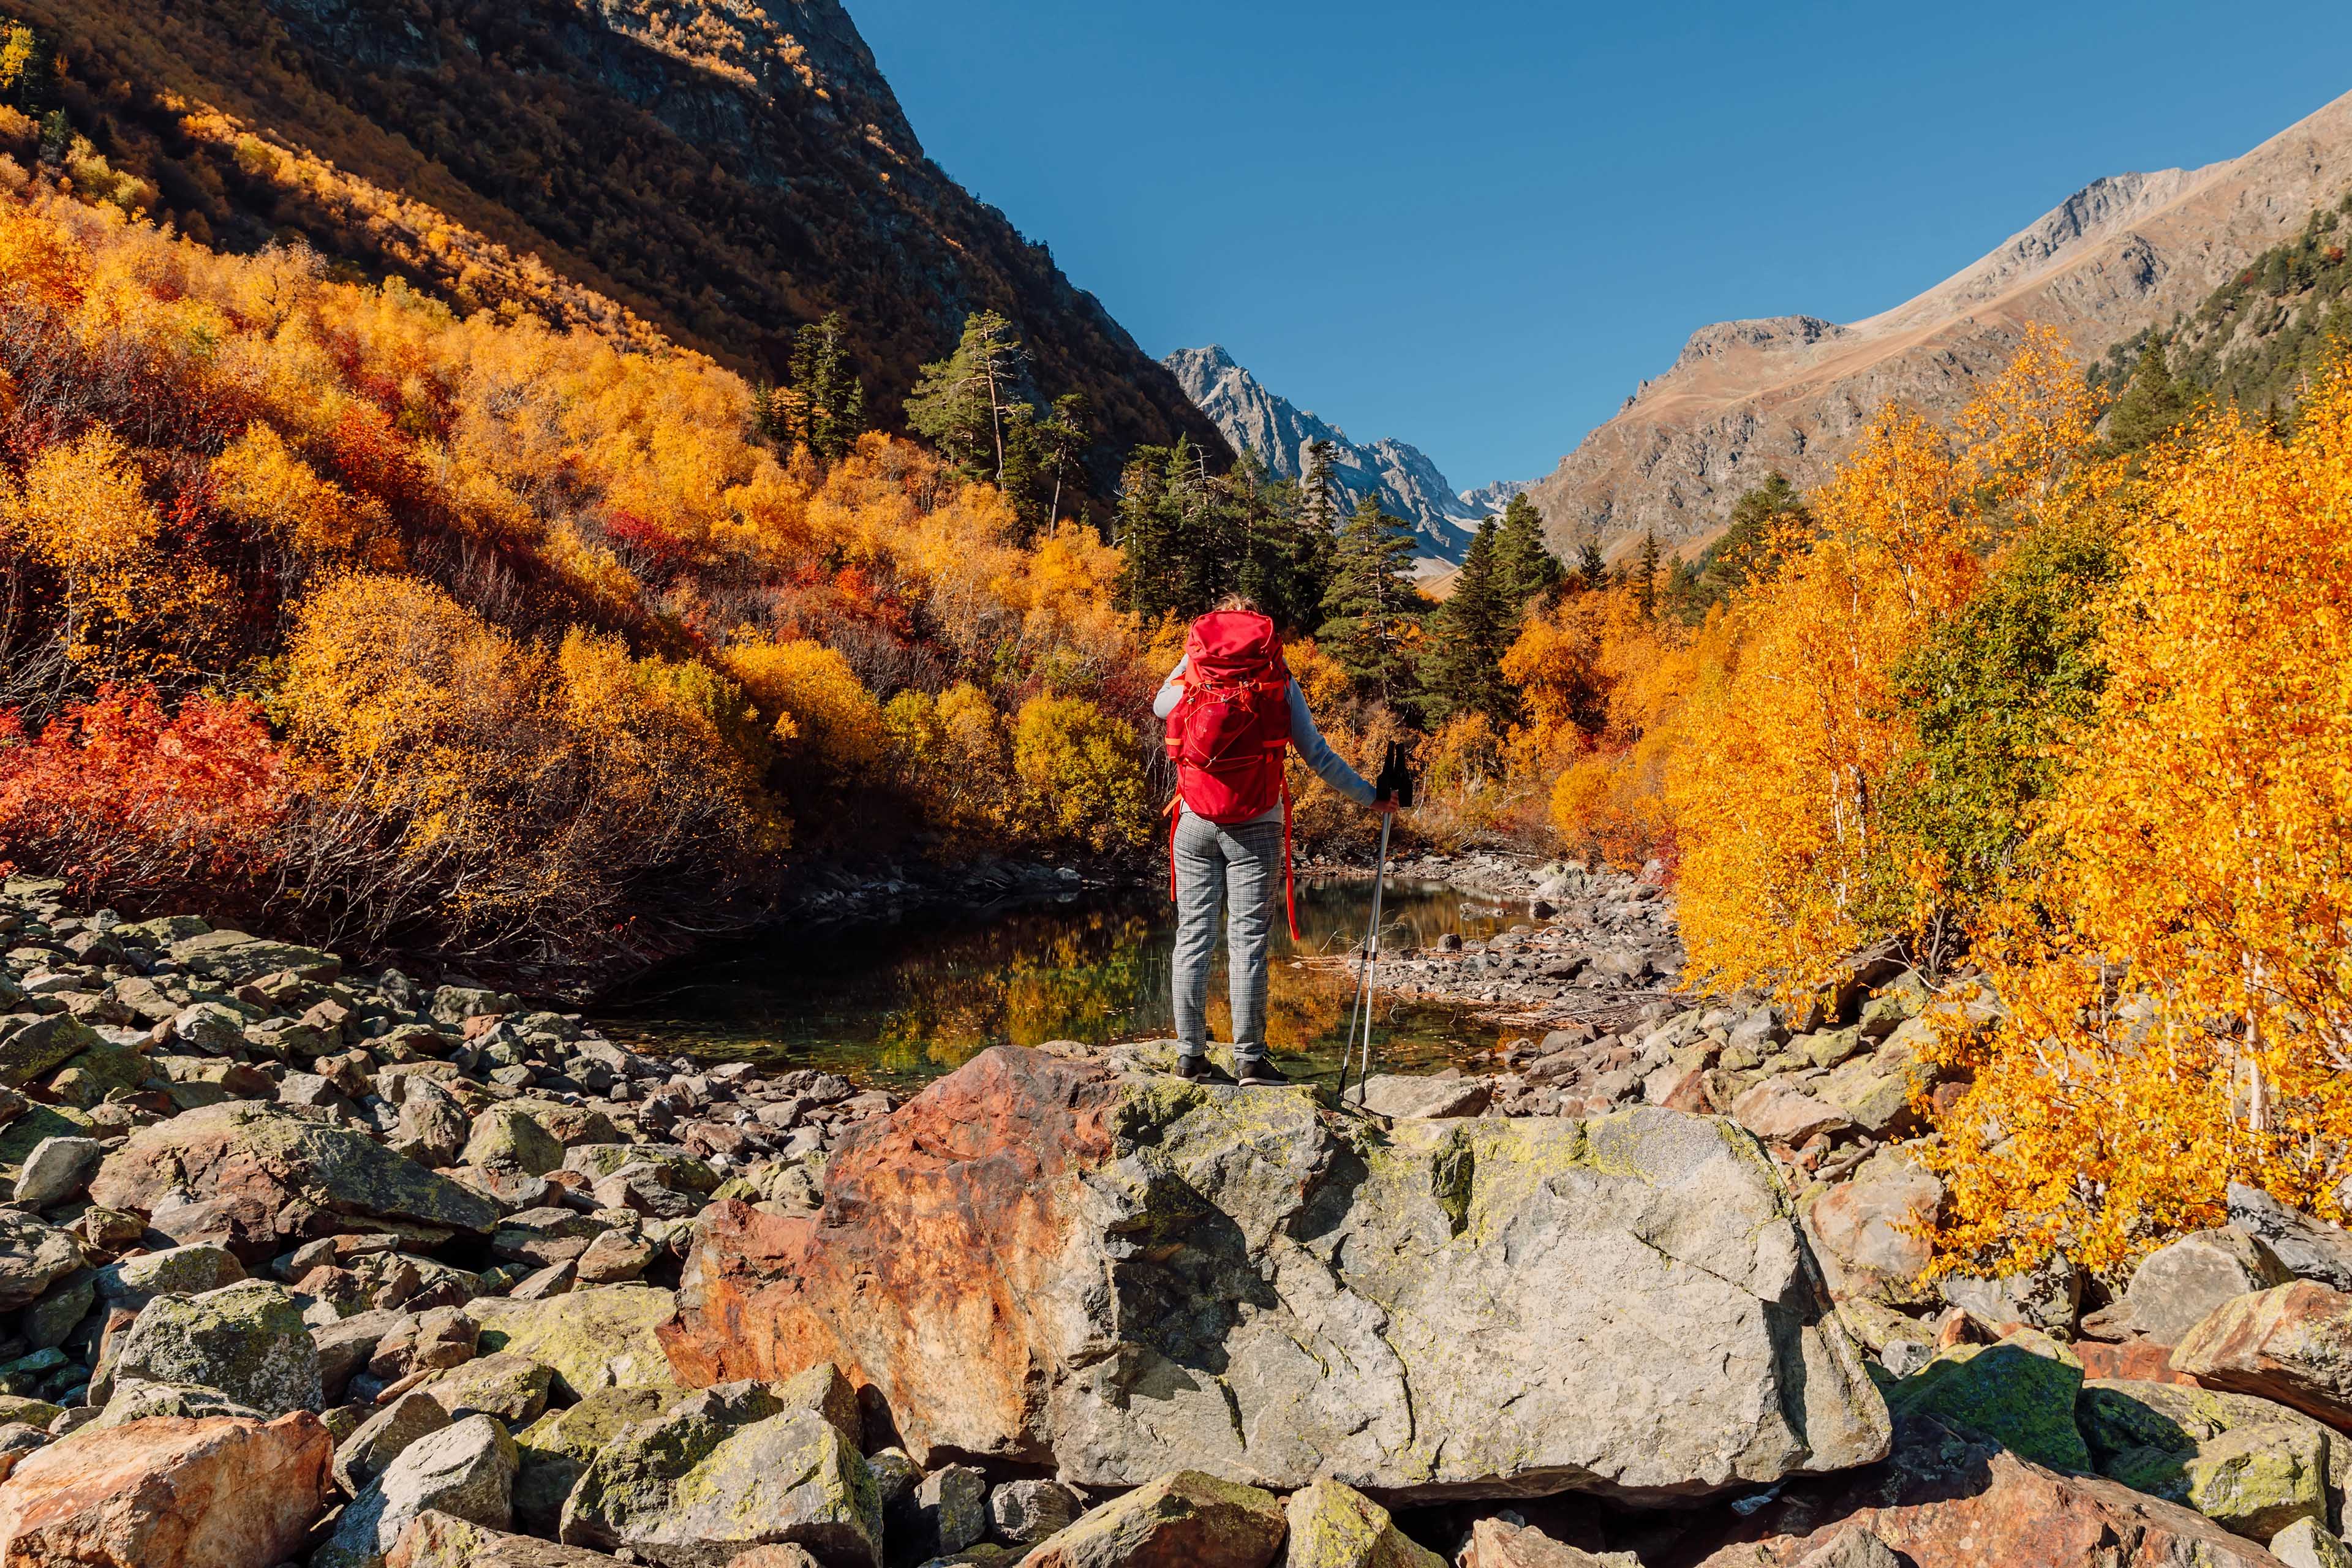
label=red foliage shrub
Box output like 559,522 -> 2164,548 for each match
0,685 -> 288,905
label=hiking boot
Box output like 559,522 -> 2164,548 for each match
1173,1053 -> 1234,1085
1235,1058 -> 1292,1087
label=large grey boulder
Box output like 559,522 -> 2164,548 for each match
104,1278 -> 322,1415
319,1412 -> 518,1568
14,1135 -> 103,1208
2127,1227 -> 2293,1343
557,1381 -> 882,1567
665,1047 -> 1891,1504
339,1387 -> 454,1496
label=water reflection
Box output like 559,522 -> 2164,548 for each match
594,879 -> 1523,1090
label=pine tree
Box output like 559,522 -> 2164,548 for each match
1038,391 -> 1093,529
1114,447 -> 1180,622
1634,531 -> 1661,618
1420,518 -> 1516,725
1319,494 -> 1422,703
1493,493 -> 1562,612
786,312 -> 865,462
2103,334 -> 2196,456
1577,540 -> 1608,594
905,311 -> 1026,482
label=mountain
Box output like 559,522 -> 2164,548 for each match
1163,345 -> 1485,565
28,0 -> 1228,483
1523,88 -> 2352,559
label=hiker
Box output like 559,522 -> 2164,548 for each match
1156,595 -> 1395,1085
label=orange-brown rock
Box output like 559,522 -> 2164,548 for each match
2073,1338 -> 2198,1387
387,1509 -> 627,1567
0,1412 -> 331,1567
1692,1423 -> 2279,1568
2171,1280 -> 2352,1425
1459,1518 -> 1618,1566
660,1047 -> 1120,1468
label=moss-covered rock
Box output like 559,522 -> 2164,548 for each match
1884,1328 -> 2090,1471
427,1352 -> 555,1427
1282,1477 -> 1442,1568
515,1385 -> 690,1533
2082,1377 -> 2346,1541
463,1106 -> 566,1176
559,1383 -> 881,1568
105,1278 -> 323,1415
470,1286 -> 679,1402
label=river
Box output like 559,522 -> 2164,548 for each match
592,876 -> 1528,1091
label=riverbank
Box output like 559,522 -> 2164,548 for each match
6,872 -> 2352,1567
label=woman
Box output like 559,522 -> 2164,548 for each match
1155,595 -> 1396,1085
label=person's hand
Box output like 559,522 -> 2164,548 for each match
1371,797 -> 1401,815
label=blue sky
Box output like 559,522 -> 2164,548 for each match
850,2 -> 2352,490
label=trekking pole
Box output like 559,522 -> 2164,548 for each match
1339,742 -> 1414,1107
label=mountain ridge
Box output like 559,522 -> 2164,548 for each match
1523,88 -> 2352,557
1163,344 -> 1485,567
27,0 -> 1230,488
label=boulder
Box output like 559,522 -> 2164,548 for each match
13,1137 -> 102,1210
388,1510 -> 630,1567
2275,1520 -> 2352,1568
1938,1253 -> 2081,1337
168,929 -> 341,985
901,1463 -> 986,1559
93,1244 -> 243,1311
318,1413 -> 519,1568
1730,1080 -> 1853,1145
425,1352 -> 553,1427
1804,1150 -> 1941,1308
0,1215 -> 81,1311
2230,1185 -> 2352,1293
575,1229 -> 657,1285
2079,1377 -> 2345,1540
1357,1074 -> 1491,1120
338,1389 -> 454,1496
1882,1329 -> 2090,1471
2174,1282 -> 2352,1427
0,1412 -> 331,1568
2127,1228 -> 2291,1344
463,1108 -> 565,1177
87,1102 -> 498,1258
557,1382 -> 882,1567
1282,1477 -> 1444,1567
1458,1519 -> 1633,1566
104,1280 -> 322,1416
661,1047 -> 1888,1502
1812,1041 -> 1933,1139
986,1479 -> 1080,1547
514,1387 -> 688,1534
1693,1421 -> 2283,1567
0,1015 -> 102,1087
471,1286 -> 677,1401
1015,1470 -> 1284,1568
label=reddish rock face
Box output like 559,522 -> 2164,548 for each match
2073,1339 -> 2198,1387
659,1047 -> 1120,1465
2169,1280 -> 2352,1425
1691,1424 -> 2279,1568
0,1412 -> 332,1568
1458,1518 -> 1608,1567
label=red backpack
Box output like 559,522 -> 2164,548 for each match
1163,609 -> 1300,938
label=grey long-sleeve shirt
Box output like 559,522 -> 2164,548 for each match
1155,655 -> 1377,823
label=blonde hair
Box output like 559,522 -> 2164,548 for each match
1213,593 -> 1263,615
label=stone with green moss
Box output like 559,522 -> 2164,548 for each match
104,1278 -> 322,1415
1883,1328 -> 2090,1470
559,1382 -> 881,1568
47,1043 -> 151,1109
470,1285 -> 677,1402
515,1384 -> 688,1533
2081,1378 -> 2346,1540
427,1351 -> 554,1426
0,1015 -> 101,1088
1281,1477 -> 1442,1568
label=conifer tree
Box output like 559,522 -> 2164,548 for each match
1319,494 -> 1422,703
1038,391 -> 1093,529
1420,518 -> 1515,725
786,312 -> 865,462
1493,493 -> 1562,612
1577,540 -> 1608,594
2103,334 -> 2197,456
1634,531 -> 1662,618
905,311 -> 1025,482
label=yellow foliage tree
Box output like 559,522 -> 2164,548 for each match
1923,365 -> 2352,1273
1011,695 -> 1147,853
